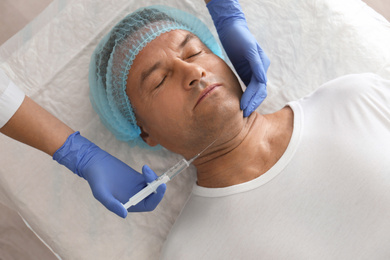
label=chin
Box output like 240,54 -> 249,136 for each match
199,104 -> 242,136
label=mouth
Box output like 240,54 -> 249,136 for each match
194,84 -> 221,109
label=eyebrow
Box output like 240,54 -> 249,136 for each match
179,33 -> 196,49
141,61 -> 162,85
140,33 -> 196,85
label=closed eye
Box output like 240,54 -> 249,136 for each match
187,51 -> 202,59
155,76 -> 166,89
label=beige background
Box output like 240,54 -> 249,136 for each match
0,0 -> 389,259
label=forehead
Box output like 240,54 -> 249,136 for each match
158,30 -> 200,47
136,30 -> 202,59
128,29 -> 205,77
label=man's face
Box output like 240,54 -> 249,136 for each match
126,29 -> 243,155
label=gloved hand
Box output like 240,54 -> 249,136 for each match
53,131 -> 166,218
207,0 -> 270,117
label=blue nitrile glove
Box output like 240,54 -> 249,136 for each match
53,131 -> 166,218
207,0 -> 270,117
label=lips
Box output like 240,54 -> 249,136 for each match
195,84 -> 221,108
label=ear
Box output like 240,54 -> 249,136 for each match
139,126 -> 159,147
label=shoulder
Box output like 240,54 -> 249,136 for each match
301,73 -> 390,104
318,73 -> 389,94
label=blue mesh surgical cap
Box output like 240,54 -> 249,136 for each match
89,5 -> 224,148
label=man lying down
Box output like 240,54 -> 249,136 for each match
89,5 -> 390,259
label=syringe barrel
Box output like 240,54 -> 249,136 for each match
123,159 -> 191,209
165,159 -> 190,179
123,174 -> 169,209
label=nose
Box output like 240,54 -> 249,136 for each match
176,60 -> 206,90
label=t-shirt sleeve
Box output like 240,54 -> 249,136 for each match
0,69 -> 25,128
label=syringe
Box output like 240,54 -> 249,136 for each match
123,140 -> 217,209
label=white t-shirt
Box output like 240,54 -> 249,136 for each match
160,73 -> 390,260
0,69 -> 25,128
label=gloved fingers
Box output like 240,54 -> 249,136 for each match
142,164 -> 158,182
258,44 -> 271,73
142,164 -> 167,202
128,165 -> 167,212
245,46 -> 267,84
249,59 -> 267,85
240,74 -> 259,111
92,185 -> 128,218
243,82 -> 267,117
141,183 -> 166,212
232,60 -> 251,86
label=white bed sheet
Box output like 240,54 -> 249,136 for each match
0,0 -> 389,259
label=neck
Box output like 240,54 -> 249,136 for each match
193,107 -> 293,188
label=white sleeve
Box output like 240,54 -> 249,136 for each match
0,69 -> 26,128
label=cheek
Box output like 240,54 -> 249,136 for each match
205,57 -> 242,97
142,89 -> 189,134
155,87 -> 186,115
203,55 -> 238,82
